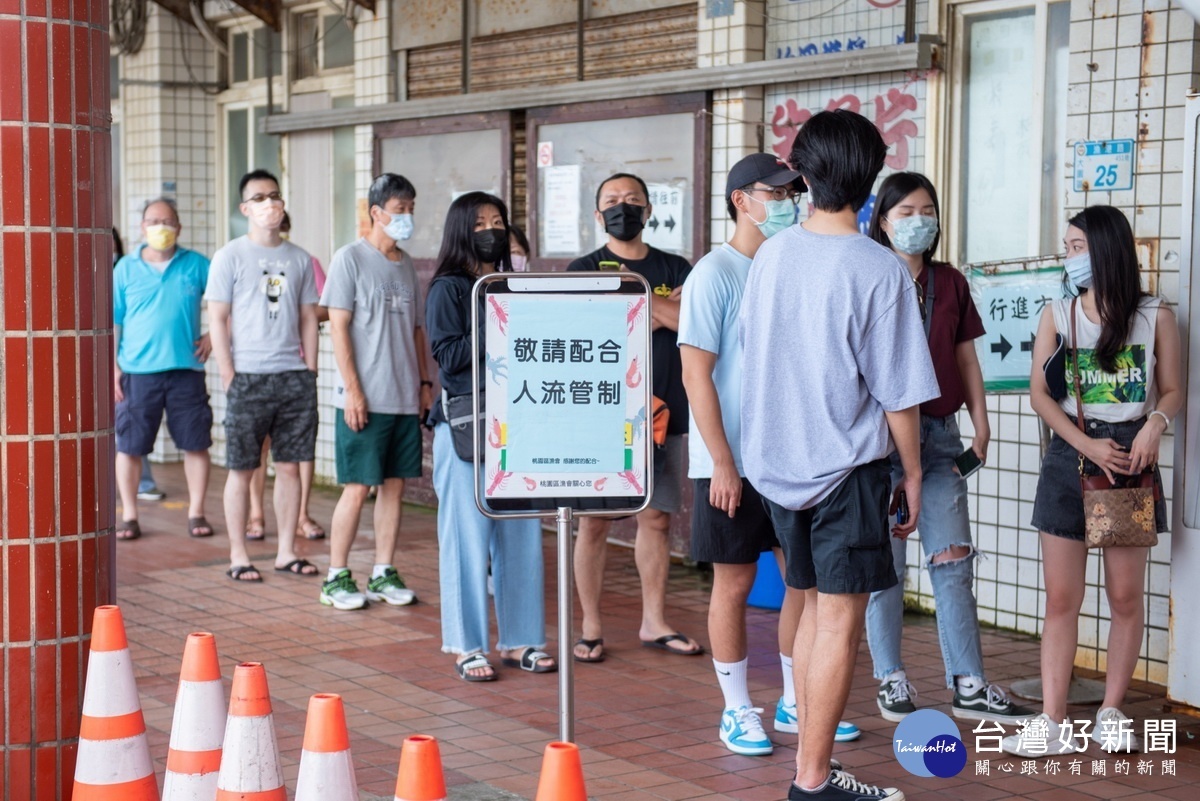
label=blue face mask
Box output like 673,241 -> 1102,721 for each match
887,214 -> 939,255
744,194 -> 796,239
382,211 -> 414,242
1063,252 -> 1093,288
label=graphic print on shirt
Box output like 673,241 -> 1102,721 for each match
376,280 -> 415,314
259,264 -> 289,319
1066,345 -> 1147,404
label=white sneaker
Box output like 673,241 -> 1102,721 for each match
1000,713 -> 1087,757
364,567 -> 417,606
876,677 -> 918,722
719,706 -> 773,756
1095,707 -> 1141,753
319,570 -> 367,611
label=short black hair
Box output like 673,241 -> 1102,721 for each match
368,173 -> 417,211
726,181 -> 757,222
788,110 -> 886,213
509,224 -> 530,255
595,173 -> 649,209
239,169 -> 279,198
433,192 -> 513,278
867,172 -> 941,263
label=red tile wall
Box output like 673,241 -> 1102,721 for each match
0,1 -> 114,798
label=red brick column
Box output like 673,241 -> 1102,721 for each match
0,0 -> 115,797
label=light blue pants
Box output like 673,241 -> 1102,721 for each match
138,456 -> 157,494
865,415 -> 986,689
432,423 -> 546,655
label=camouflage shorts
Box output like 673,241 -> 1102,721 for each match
224,370 -> 318,470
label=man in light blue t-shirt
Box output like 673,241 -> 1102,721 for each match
741,112 -> 938,801
113,198 -> 213,542
680,153 -> 861,758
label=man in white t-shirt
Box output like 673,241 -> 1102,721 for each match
680,153 -> 863,757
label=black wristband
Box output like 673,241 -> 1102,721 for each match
420,380 -> 433,388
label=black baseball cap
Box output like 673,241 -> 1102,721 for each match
724,153 -> 803,200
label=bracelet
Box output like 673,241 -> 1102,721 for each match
1149,409 -> 1171,427
420,380 -> 433,388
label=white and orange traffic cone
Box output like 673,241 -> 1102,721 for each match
215,662 -> 285,801
295,693 -> 358,801
393,735 -> 447,801
162,632 -> 226,801
535,741 -> 587,801
72,604 -> 158,801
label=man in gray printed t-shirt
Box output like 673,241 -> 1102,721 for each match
316,173 -> 433,612
207,168 -> 321,584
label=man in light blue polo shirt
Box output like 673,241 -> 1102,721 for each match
114,198 -> 214,541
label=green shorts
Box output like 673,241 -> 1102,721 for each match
334,410 -> 423,486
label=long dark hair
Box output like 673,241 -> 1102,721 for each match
432,191 -> 512,279
867,172 -> 941,264
1068,205 -> 1149,374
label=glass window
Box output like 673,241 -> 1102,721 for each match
110,54 -> 119,99
252,27 -> 282,80
253,106 -> 282,179
232,32 -> 249,84
295,12 -> 319,80
227,108 -> 249,238
323,15 -> 354,70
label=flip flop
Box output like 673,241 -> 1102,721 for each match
573,637 -> 605,663
640,633 -> 704,656
455,652 -> 497,682
245,517 -> 266,541
188,516 -> 214,538
298,519 -> 326,540
116,520 -> 141,541
274,558 -> 319,576
226,564 -> 262,582
501,647 -> 557,673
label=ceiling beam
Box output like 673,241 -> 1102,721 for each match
222,0 -> 283,31
150,0 -> 196,27
349,0 -> 375,11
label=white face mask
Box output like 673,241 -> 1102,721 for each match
1063,253 -> 1093,288
382,211 -> 414,241
246,199 -> 284,230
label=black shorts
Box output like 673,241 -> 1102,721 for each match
224,371 -> 318,470
115,370 -> 213,455
765,458 -> 896,594
690,478 -> 779,564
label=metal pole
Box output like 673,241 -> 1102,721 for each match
557,506 -> 575,743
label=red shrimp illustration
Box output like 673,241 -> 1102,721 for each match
524,477 -> 537,491
626,357 -> 642,389
486,466 -> 512,496
593,477 -> 607,491
488,417 -> 503,449
487,296 -> 509,334
617,470 -> 643,495
626,296 -> 646,334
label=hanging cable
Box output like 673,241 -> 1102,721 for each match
111,0 -> 148,55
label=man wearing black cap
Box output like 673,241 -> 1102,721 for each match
566,173 -> 698,663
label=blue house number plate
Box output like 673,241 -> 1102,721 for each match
1073,139 -> 1134,192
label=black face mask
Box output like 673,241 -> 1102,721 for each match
472,228 -> 509,264
601,202 -> 646,242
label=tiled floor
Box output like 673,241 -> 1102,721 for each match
115,463 -> 1200,800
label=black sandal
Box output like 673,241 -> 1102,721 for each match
116,520 -> 142,541
573,638 -> 605,663
455,653 -> 497,682
226,564 -> 262,582
502,647 -> 557,673
274,558 -> 318,576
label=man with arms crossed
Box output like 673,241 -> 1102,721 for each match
207,169 -> 321,582
318,173 -> 432,610
741,111 -> 938,801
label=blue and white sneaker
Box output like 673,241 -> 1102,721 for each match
775,697 -> 861,741
719,706 -> 773,756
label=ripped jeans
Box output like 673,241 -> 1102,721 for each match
865,414 -> 986,689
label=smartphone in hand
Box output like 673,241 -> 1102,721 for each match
896,491 -> 910,525
954,447 -> 983,479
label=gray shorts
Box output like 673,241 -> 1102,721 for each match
649,434 -> 685,514
224,370 -> 318,470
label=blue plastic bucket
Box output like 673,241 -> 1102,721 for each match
746,550 -> 785,610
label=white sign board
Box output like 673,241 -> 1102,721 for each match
642,183 -> 685,253
969,266 -> 1070,393
1073,139 -> 1135,192
541,165 -> 582,255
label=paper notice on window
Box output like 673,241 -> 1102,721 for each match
542,165 -> 582,255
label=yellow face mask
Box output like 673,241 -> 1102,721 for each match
145,224 -> 177,251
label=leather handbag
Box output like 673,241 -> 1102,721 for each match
1068,299 -> 1158,549
442,390 -> 484,463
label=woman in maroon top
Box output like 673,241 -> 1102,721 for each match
862,172 -> 1033,725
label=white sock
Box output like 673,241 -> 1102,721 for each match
884,669 -> 908,685
372,564 -> 392,579
780,653 -> 796,706
327,567 -> 348,582
714,658 -> 752,710
956,675 -> 985,694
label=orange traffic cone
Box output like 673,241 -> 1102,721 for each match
535,741 -> 587,801
216,662 -> 285,801
72,605 -> 158,801
295,693 -> 358,801
393,735 -> 447,801
163,632 -> 226,801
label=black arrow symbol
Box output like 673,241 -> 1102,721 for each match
647,217 -> 660,232
991,335 -> 1012,360
1020,332 -> 1036,353
664,215 -> 676,232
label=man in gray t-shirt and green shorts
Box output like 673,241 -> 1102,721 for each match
317,173 -> 433,611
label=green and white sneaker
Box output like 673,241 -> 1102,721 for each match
877,677 -> 917,722
365,567 -> 417,606
320,570 -> 367,610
